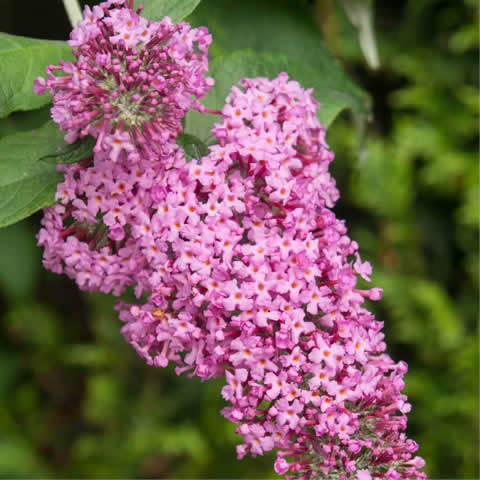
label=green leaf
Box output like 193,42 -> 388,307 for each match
0,105 -> 51,140
0,222 -> 41,301
186,50 -> 370,142
40,135 -> 95,164
0,121 -> 69,228
0,33 -> 73,119
176,132 -> 209,162
186,0 -> 369,140
134,0 -> 203,23
0,439 -> 49,478
5,303 -> 61,348
189,0 -> 332,64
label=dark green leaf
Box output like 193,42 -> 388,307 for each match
0,121 -> 69,228
0,33 -> 73,119
0,222 -> 41,301
186,50 -> 370,141
0,105 -> 52,140
5,303 -> 61,348
176,132 -> 209,162
189,0 -> 333,66
185,0 -> 369,140
40,135 -> 95,164
134,0 -> 203,23
0,352 -> 20,397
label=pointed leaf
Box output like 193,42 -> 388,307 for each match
0,106 -> 52,140
40,135 -> 95,164
0,33 -> 73,119
189,0 -> 368,90
176,132 -> 209,162
186,0 -> 370,140
0,121 -> 83,228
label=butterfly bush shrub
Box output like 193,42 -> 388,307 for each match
1,0 -> 426,478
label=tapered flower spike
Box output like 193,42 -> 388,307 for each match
34,0 -> 213,162
117,73 -> 426,480
33,4 -> 425,475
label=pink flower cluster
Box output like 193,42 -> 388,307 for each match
35,2 -> 425,478
36,0 -> 212,295
34,0 -> 213,160
37,145 -> 185,295
117,74 -> 426,479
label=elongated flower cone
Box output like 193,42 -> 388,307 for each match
118,73 -> 426,479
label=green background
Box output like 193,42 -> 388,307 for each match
0,0 -> 478,478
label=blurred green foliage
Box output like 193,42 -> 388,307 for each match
0,0 -> 478,478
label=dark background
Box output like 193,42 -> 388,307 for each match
0,0 -> 478,478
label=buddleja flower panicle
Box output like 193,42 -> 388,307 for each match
37,145 -> 181,295
34,0 -> 213,162
33,3 -> 426,477
116,73 -> 426,479
36,0 -> 214,295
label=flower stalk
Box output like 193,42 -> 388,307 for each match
61,0 -> 83,28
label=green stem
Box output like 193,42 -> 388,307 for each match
62,0 -> 83,29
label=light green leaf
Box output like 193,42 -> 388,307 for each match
0,439 -> 49,478
176,132 -> 209,162
0,121 -> 72,228
134,0 -> 203,23
186,50 -> 370,142
411,279 -> 463,350
0,33 -> 73,119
